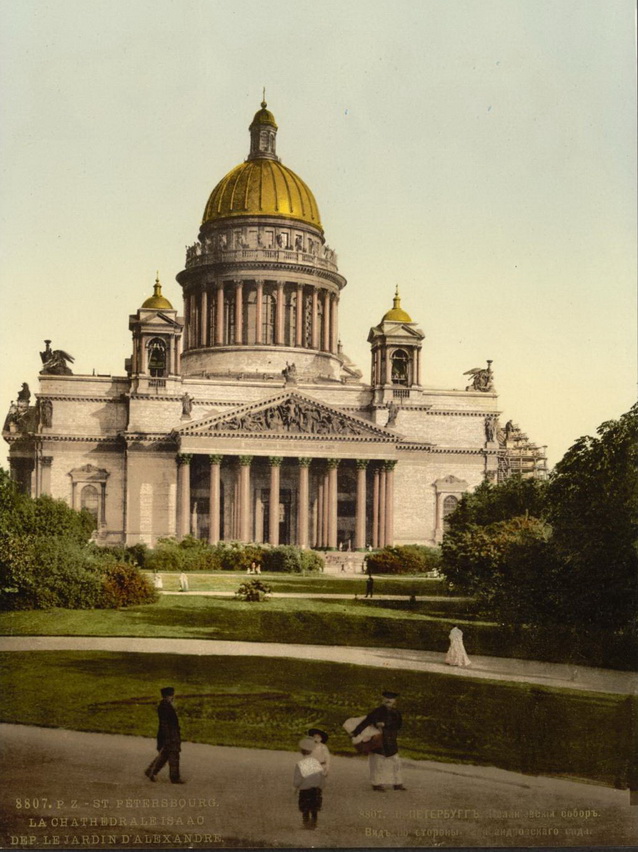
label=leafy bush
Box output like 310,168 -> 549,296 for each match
235,578 -> 272,601
365,545 -> 442,575
262,545 -> 323,573
100,562 -> 157,608
214,542 -> 264,572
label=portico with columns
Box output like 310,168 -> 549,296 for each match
172,391 -> 400,550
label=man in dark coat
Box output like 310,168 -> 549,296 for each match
351,690 -> 406,791
145,686 -> 184,783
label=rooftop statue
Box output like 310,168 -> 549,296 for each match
464,360 -> 493,392
40,340 -> 74,375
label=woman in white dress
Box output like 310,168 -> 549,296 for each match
445,626 -> 471,667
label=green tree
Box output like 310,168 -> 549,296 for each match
547,403 -> 638,630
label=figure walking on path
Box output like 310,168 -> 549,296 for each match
445,625 -> 471,667
350,690 -> 406,792
145,687 -> 185,784
365,573 -> 374,598
179,572 -> 189,592
293,737 -> 325,830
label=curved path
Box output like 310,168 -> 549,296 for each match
1,724 -> 635,848
1,636 -> 635,694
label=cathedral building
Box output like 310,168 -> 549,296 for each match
3,101 -> 547,551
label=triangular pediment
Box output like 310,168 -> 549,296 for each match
177,391 -> 398,441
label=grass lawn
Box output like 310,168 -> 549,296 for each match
143,571 -> 449,596
0,596 -> 480,653
0,650 -> 631,788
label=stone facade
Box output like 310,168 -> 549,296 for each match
3,102 -> 547,549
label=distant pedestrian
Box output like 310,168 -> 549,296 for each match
350,690 -> 406,792
179,572 -> 189,592
445,626 -> 471,667
145,687 -> 185,784
365,573 -> 374,598
152,572 -> 163,590
293,737 -> 325,830
308,728 -> 331,775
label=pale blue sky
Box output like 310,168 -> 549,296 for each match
1,0 -> 636,465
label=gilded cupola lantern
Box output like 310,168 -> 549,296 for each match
127,274 -> 184,384
248,97 -> 279,161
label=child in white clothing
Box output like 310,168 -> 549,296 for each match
308,728 -> 331,775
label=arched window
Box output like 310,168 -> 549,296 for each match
81,484 -> 99,523
285,289 -> 297,347
442,495 -> 458,532
391,349 -> 410,385
147,338 -> 167,377
244,288 -> 257,344
262,292 -> 276,344
224,290 -> 235,344
303,291 -> 313,348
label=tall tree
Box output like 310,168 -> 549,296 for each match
547,403 -> 638,630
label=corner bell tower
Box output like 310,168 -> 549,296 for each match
368,288 -> 425,405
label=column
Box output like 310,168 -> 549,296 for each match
378,464 -> 387,548
238,456 -> 252,542
297,458 -> 311,547
316,476 -> 324,548
322,290 -> 330,351
355,459 -> 368,550
311,289 -> 319,349
372,465 -> 380,548
256,280 -> 264,344
234,281 -> 244,345
200,287 -> 208,347
384,461 -> 396,547
275,282 -> 285,345
296,284 -> 304,347
269,457 -> 283,545
327,458 -> 340,549
40,456 -> 53,497
176,454 -> 192,540
215,283 -> 224,344
330,294 -> 339,354
321,468 -> 329,547
208,454 -> 222,544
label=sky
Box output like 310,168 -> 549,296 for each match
0,0 -> 636,467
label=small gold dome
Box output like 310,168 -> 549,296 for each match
250,99 -> 278,130
382,288 -> 412,323
202,158 -> 322,230
142,276 -> 173,310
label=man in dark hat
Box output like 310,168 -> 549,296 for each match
351,691 -> 406,792
145,687 -> 185,784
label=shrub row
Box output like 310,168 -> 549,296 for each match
365,544 -> 442,574
129,537 -> 324,574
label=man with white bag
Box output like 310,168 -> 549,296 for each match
349,690 -> 406,792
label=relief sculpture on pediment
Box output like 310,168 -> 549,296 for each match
211,400 -> 366,436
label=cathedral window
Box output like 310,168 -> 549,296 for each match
284,289 -> 297,347
303,291 -> 313,348
442,495 -> 458,532
245,288 -> 257,344
224,290 -> 235,344
81,484 -> 100,523
391,349 -> 410,386
147,338 -> 167,377
262,292 -> 276,344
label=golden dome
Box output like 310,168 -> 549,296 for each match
250,100 -> 278,129
142,276 -> 173,310
202,158 -> 322,230
382,288 -> 412,323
